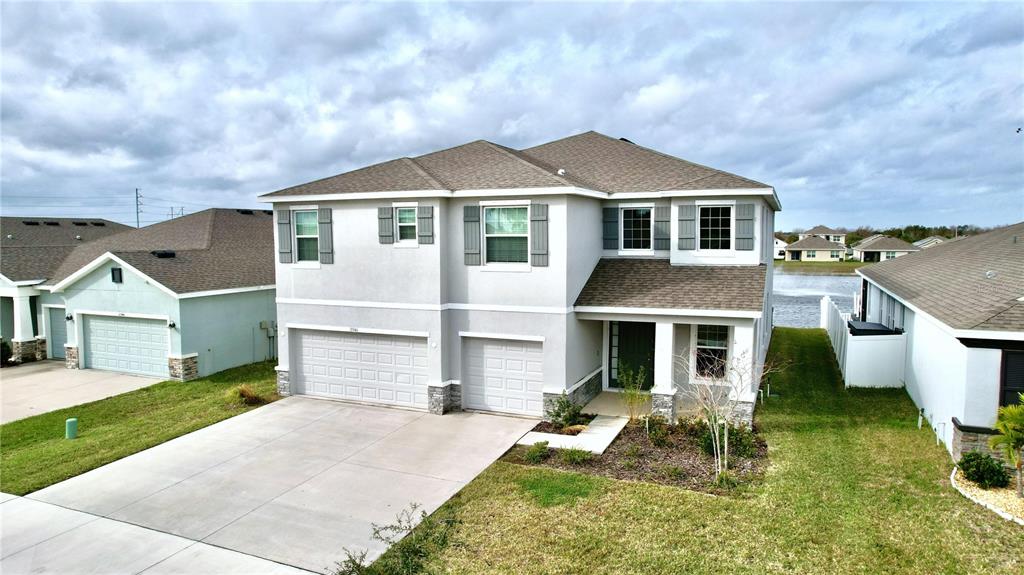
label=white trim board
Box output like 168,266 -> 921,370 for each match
458,331 -> 545,343
574,306 -> 762,319
276,298 -> 573,315
286,323 -> 430,339
179,285 -> 276,299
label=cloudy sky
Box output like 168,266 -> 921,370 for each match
2,1 -> 1022,230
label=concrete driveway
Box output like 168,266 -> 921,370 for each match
0,360 -> 162,423
8,397 -> 535,573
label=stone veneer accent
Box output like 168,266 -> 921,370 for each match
10,339 -> 38,364
168,355 -> 199,381
542,370 -> 603,421
732,401 -> 755,427
428,383 -> 462,415
34,338 -> 47,361
952,417 -> 1006,466
276,370 -> 291,396
65,346 -> 80,369
650,392 -> 676,422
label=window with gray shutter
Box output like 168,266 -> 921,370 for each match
678,205 -> 696,250
378,207 -> 394,244
735,203 -> 755,251
417,206 -> 434,244
463,205 -> 481,265
318,208 -> 334,264
653,205 -> 671,250
602,207 -> 619,249
530,203 -> 549,267
277,210 -> 293,263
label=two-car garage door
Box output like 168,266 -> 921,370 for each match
83,316 -> 169,378
293,330 -> 430,409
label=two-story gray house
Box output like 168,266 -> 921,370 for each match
262,131 -> 779,421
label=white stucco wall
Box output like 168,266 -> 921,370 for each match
179,289 -> 277,377
670,197 -> 771,266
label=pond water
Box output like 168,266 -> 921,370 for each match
772,272 -> 860,328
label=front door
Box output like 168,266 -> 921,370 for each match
608,321 -> 654,390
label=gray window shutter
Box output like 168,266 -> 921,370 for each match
463,205 -> 481,265
602,207 -> 619,250
735,203 -> 755,251
378,207 -> 394,244
417,206 -> 434,244
318,207 -> 334,264
678,205 -> 696,250
530,203 -> 549,267
277,210 -> 293,263
653,205 -> 671,250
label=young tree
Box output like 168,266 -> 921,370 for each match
989,394 -> 1024,498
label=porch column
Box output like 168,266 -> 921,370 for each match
651,321 -> 677,421
10,295 -> 38,363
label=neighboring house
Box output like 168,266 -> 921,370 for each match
851,235 -> 919,262
913,235 -> 947,249
773,237 -> 787,260
855,222 -> 1023,460
784,236 -> 846,261
1,217 -> 131,362
797,225 -> 846,246
39,209 -> 278,380
262,131 -> 780,422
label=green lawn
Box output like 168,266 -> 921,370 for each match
383,328 -> 1023,574
774,260 -> 867,275
0,361 -> 278,495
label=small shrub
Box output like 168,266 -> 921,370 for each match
701,423 -> 758,458
618,361 -> 649,422
523,441 -> 550,464
660,465 -> 685,480
646,416 -> 672,448
958,451 -> 1010,489
226,384 -> 268,406
560,447 -> 593,465
620,459 -> 637,470
334,503 -> 459,575
562,424 -> 588,436
623,444 -> 643,458
677,417 -> 705,438
548,393 -> 583,428
715,470 -> 738,489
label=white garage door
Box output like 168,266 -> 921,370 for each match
84,316 -> 169,378
463,338 -> 544,416
293,330 -> 429,408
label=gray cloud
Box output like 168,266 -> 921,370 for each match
1,1 -> 1021,229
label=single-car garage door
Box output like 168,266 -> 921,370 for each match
462,338 -> 544,416
293,330 -> 429,409
84,316 -> 169,378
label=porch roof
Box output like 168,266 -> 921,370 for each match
574,258 -> 767,313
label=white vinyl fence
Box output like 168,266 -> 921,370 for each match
820,296 -> 905,388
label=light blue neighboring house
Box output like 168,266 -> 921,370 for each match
34,209 -> 277,380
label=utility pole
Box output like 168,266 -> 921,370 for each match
135,188 -> 141,228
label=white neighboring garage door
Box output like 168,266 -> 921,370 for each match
293,330 -> 429,409
84,316 -> 169,378
462,337 -> 544,416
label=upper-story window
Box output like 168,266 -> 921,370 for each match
484,206 -> 528,263
621,207 -> 652,250
396,207 -> 417,243
294,210 -> 319,261
699,206 -> 731,250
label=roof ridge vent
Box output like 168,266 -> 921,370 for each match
151,250 -> 176,258
236,209 -> 254,215
22,220 -> 40,225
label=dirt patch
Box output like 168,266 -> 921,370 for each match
531,413 -> 597,435
506,419 -> 768,493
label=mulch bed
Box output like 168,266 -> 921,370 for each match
505,419 -> 768,493
531,413 -> 597,435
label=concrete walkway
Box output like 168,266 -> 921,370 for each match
12,397 -> 535,572
0,361 -> 161,423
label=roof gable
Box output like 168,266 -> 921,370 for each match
786,236 -> 846,250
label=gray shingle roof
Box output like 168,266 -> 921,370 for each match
854,236 -> 919,252
802,225 -> 841,235
860,222 -> 1024,332
49,209 -> 275,294
785,236 -> 846,251
575,258 -> 767,312
262,131 -> 771,198
0,217 -> 131,282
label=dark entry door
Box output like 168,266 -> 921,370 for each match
609,321 -> 655,390
791,251 -> 801,261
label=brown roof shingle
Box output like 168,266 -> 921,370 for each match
0,217 -> 131,282
785,236 -> 846,251
854,236 -> 919,252
575,258 -> 767,312
860,222 -> 1024,332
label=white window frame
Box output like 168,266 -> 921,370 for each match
695,200 -> 735,254
618,202 -> 655,255
830,250 -> 841,259
480,199 -> 531,270
807,250 -> 817,258
292,207 -> 320,267
690,324 -> 731,383
885,251 -> 896,260
393,201 -> 419,248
